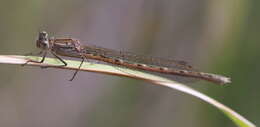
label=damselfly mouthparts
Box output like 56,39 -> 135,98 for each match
31,31 -> 231,85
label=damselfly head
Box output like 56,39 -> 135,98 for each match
36,31 -> 50,50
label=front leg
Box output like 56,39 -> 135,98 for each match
22,50 -> 47,66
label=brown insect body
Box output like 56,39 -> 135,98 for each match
36,31 -> 231,84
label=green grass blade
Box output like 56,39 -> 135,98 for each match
0,55 -> 256,127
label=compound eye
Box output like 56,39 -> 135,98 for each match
36,31 -> 50,49
38,31 -> 48,41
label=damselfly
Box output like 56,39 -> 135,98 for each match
29,31 -> 231,85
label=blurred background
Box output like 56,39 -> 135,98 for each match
0,0 -> 259,127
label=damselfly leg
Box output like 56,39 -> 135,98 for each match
22,50 -> 46,66
22,50 -> 67,68
50,52 -> 67,66
69,57 -> 85,81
